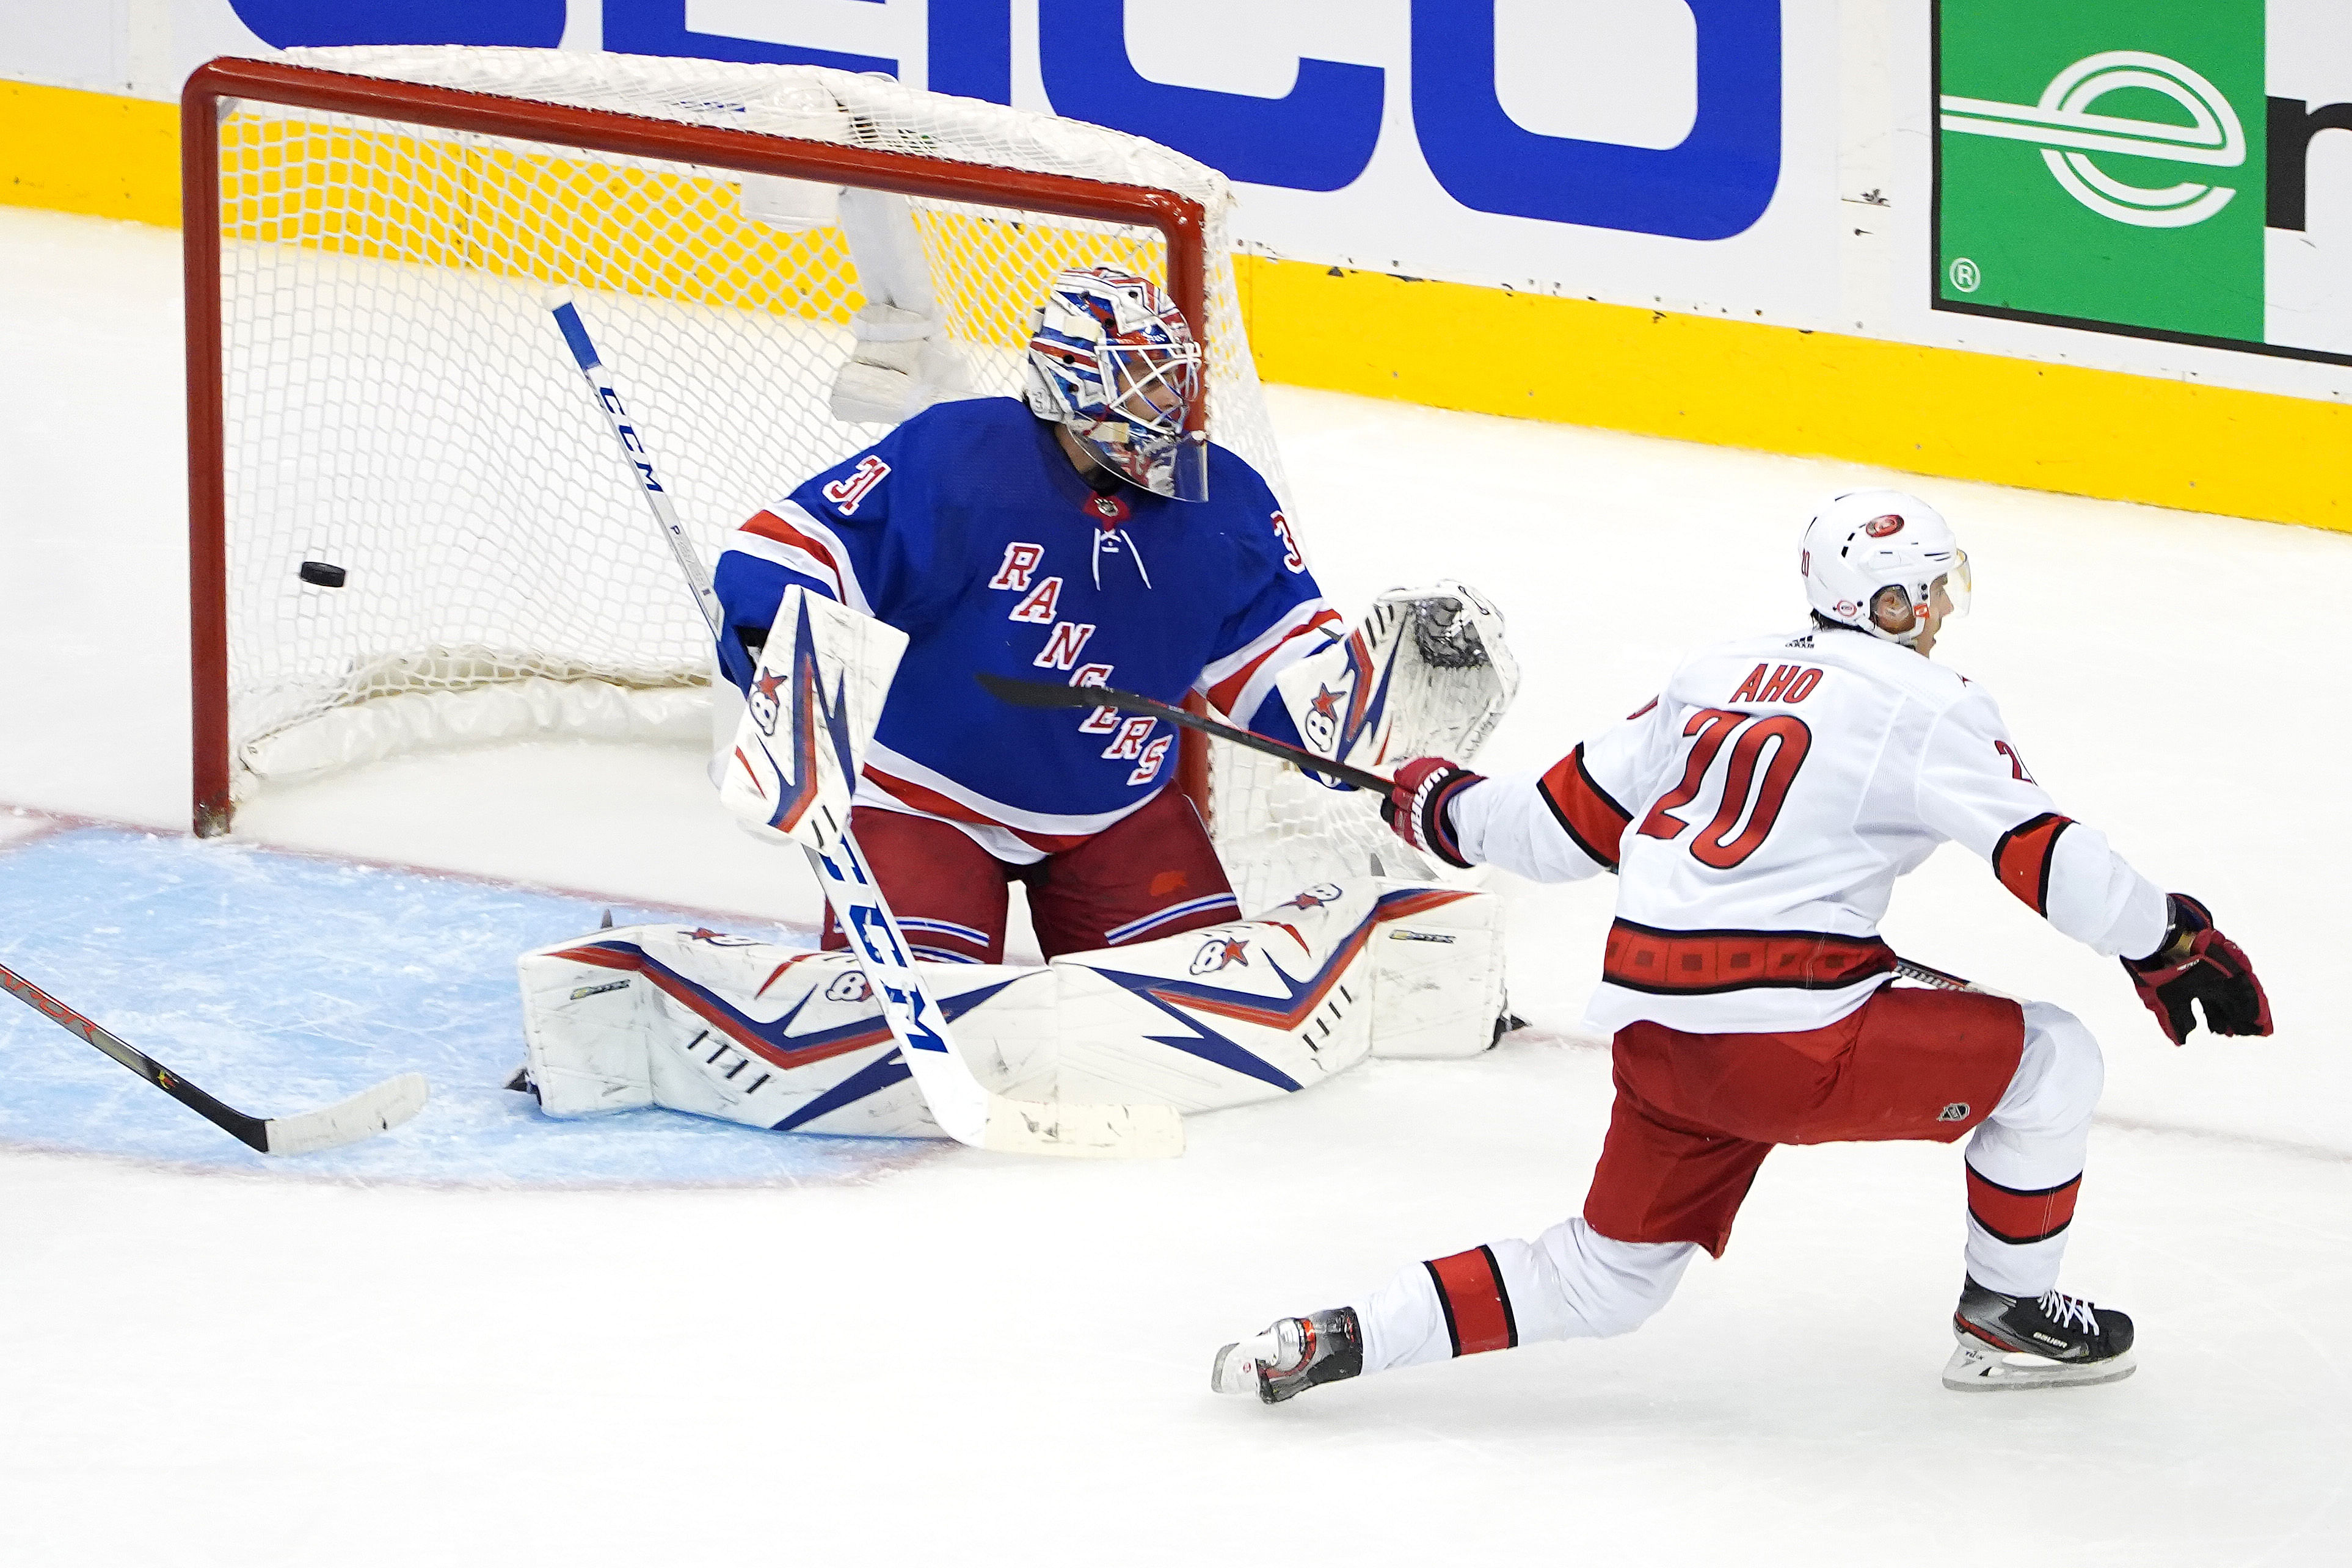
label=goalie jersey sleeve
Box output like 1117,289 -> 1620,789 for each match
1449,629 -> 2169,1034
710,397 -> 1338,848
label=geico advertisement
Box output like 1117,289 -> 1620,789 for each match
17,1 -> 2352,386
129,0 -> 1844,328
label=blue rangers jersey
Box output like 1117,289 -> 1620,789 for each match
713,397 -> 1339,857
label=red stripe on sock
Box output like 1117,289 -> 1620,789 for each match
1967,1166 -> 2081,1245
1424,1246 -> 1517,1356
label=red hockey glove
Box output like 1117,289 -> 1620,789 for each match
1380,757 -> 1483,869
2121,894 -> 2272,1045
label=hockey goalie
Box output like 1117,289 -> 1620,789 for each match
514,265 -> 1519,1139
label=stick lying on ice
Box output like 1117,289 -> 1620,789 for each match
0,961 -> 428,1155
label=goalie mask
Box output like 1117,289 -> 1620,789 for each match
1800,489 -> 1972,647
1023,266 -> 1207,502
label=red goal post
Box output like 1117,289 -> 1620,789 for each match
181,53 -> 1220,840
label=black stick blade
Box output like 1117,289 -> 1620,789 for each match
973,671 -> 1107,711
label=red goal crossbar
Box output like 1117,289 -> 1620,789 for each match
182,55 -> 1214,838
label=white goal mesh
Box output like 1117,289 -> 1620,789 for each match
199,46 -> 1407,913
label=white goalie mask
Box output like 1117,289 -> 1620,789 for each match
1800,489 -> 1972,647
1022,266 -> 1206,501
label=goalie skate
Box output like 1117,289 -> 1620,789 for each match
1942,1277 -> 2137,1392
1211,1307 -> 1363,1404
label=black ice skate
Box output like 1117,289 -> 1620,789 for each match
1943,1277 -> 2136,1392
1211,1307 -> 1363,1404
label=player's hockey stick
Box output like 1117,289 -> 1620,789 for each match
0,961 -> 428,1155
551,298 -> 1181,1158
1895,957 -> 1977,991
1893,957 -> 2026,1003
975,672 -> 1393,791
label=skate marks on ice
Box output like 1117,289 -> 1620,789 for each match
0,824 -> 938,1186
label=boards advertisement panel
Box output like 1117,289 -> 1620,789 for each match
1935,0 -> 2352,367
4,1 -> 2351,527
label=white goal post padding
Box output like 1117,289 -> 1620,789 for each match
193,45 -> 1428,914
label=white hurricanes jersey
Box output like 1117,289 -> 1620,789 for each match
1452,627 -> 2169,1035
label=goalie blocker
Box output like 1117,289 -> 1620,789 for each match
516,875 -> 1505,1136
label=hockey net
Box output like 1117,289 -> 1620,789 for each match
187,47 -> 1418,916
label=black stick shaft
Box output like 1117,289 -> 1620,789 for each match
974,672 -> 1393,793
0,961 -> 269,1152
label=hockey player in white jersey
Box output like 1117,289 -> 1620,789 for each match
1214,488 -> 2272,1401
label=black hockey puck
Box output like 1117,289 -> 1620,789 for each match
299,560 -> 348,588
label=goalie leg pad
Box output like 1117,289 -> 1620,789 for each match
518,924 -> 1051,1138
1047,879 -> 1380,1112
1366,884 -> 1509,1059
1044,879 -> 1499,1109
519,883 -> 1504,1135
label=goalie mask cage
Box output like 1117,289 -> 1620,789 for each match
186,48 -> 1396,916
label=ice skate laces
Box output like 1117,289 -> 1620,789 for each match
2038,1290 -> 2100,1335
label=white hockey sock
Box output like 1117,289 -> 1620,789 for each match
1963,1000 -> 2103,1296
1354,1219 -> 1697,1374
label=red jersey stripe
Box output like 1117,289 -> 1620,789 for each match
741,509 -> 846,597
1203,608 -> 1343,716
1993,812 -> 2072,917
1602,920 -> 1895,995
860,766 -> 1098,854
1537,744 -> 1633,869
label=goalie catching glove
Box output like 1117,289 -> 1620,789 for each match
1274,581 -> 1520,782
1381,757 -> 1483,869
2121,893 -> 2271,1045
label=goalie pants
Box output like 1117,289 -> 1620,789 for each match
1353,989 -> 2104,1374
820,787 -> 1239,964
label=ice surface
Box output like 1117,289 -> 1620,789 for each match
0,824 -> 937,1185
1,206 -> 2348,1565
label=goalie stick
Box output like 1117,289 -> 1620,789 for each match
976,671 -> 1393,791
0,961 -> 428,1156
550,297 -> 1180,1159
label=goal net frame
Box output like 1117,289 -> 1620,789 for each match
180,53 -> 1222,841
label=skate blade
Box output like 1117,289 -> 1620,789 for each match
1210,1341 -> 1259,1398
1942,1336 -> 2138,1392
1211,1339 -> 1284,1402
